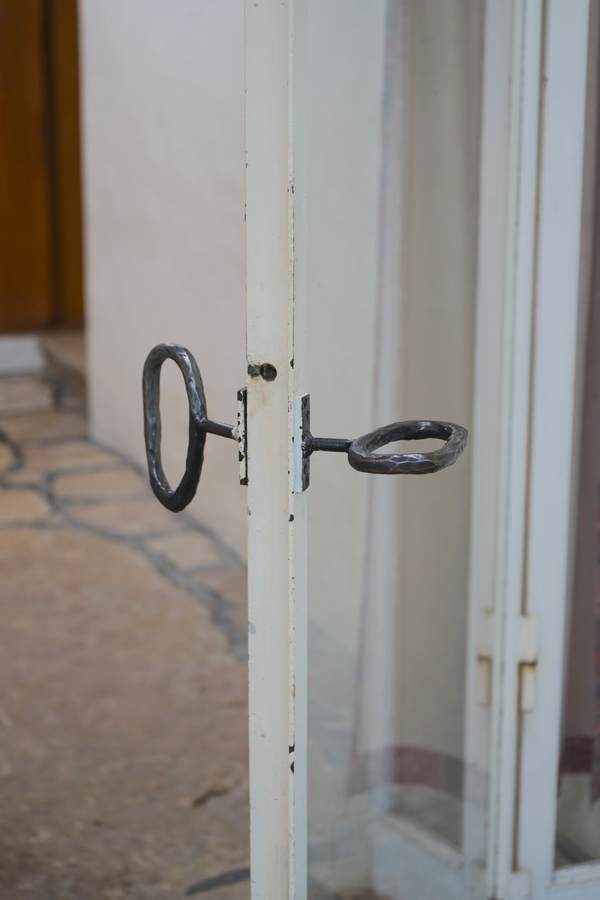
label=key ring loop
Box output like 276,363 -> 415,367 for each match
347,419 -> 468,475
142,343 -> 207,512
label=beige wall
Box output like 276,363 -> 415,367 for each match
80,0 -> 247,557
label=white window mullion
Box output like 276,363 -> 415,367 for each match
485,2 -> 544,897
518,3 -> 590,899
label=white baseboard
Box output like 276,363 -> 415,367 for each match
0,335 -> 45,375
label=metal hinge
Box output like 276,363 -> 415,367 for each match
518,615 -> 539,713
476,609 -> 539,711
476,608 -> 495,707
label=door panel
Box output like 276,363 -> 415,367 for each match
246,2 -> 596,898
0,0 -> 83,334
0,0 -> 53,332
516,3 -> 593,898
515,3 -> 600,898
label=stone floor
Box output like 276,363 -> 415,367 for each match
0,372 -> 249,900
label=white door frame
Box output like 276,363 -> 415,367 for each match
476,1 -> 548,897
245,1 -> 307,898
470,2 -> 591,898
518,2 -> 592,899
470,1 -> 592,898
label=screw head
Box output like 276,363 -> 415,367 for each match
260,363 -> 277,382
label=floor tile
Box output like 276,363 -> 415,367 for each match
0,372 -> 249,899
193,568 -> 248,634
0,443 -> 14,472
0,377 -> 54,417
0,490 -> 50,525
193,568 -> 247,604
146,531 -> 223,571
2,468 -> 45,487
66,496 -> 184,536
54,467 -> 147,502
24,440 -> 116,472
0,527 -> 248,899
0,411 -> 86,445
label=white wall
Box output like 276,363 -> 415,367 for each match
80,0 -> 246,557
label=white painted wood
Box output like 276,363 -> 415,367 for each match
488,1 -> 544,890
467,3 -> 545,897
517,3 -> 591,899
245,1 -> 307,897
466,3 -> 594,898
463,1 -> 517,885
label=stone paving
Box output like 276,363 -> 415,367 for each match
0,372 -> 249,899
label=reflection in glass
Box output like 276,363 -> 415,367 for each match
306,2 -> 485,897
556,209 -> 600,868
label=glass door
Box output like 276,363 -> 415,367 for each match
517,3 -> 600,899
304,2 -> 486,898
244,2 -> 595,898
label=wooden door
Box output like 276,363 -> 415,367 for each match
0,0 -> 83,334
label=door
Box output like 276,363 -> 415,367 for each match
0,0 -> 83,333
518,4 -> 600,899
244,1 -> 596,899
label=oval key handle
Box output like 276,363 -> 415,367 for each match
143,343 -> 237,512
347,420 -> 468,475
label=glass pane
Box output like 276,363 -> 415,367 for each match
553,8 -> 600,868
556,61 -> 600,863
306,2 -> 486,897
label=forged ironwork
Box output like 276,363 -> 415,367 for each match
347,420 -> 468,475
143,344 -> 468,512
297,392 -> 468,490
142,343 -> 236,512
